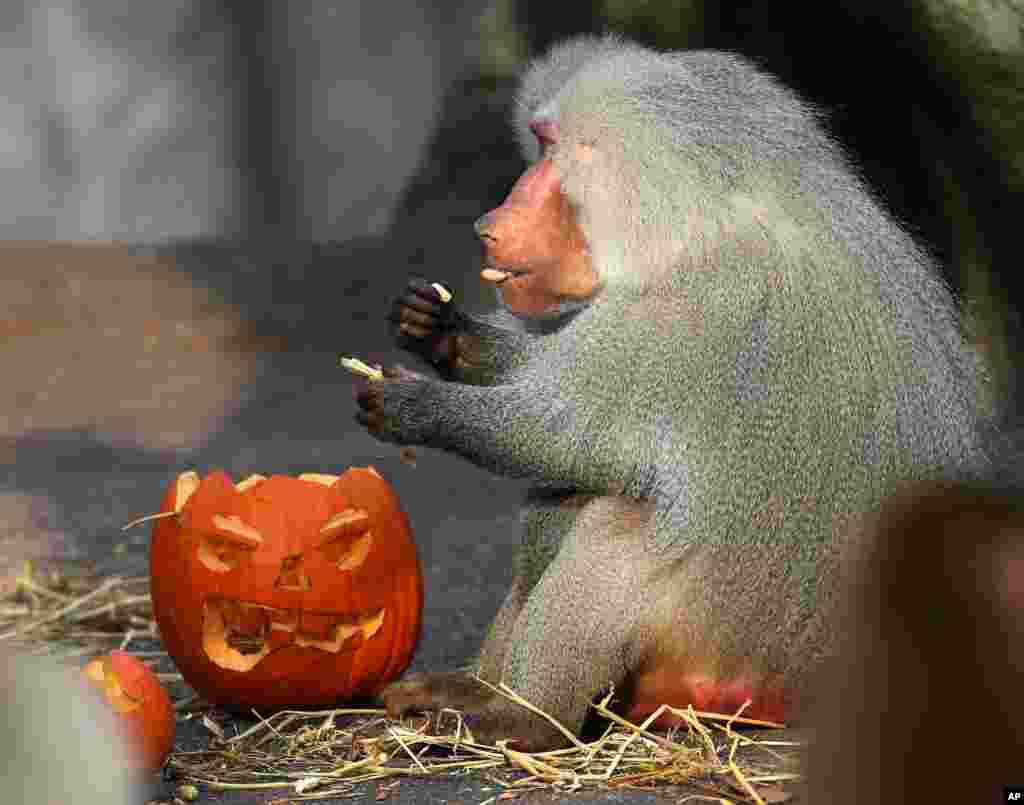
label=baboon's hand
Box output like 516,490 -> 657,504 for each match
354,364 -> 440,445
381,671 -> 568,752
388,278 -> 457,371
382,671 -> 493,718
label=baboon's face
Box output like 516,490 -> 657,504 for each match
475,156 -> 597,316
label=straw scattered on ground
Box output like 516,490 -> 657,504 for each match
171,685 -> 802,803
0,559 -> 804,803
0,559 -> 163,661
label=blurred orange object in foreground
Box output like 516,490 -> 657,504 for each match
82,649 -> 176,771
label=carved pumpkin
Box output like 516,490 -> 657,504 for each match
149,467 -> 422,711
81,650 -> 176,770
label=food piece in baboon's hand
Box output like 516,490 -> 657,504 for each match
430,282 -> 453,303
340,356 -> 385,381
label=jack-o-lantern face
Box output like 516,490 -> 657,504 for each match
149,467 -> 422,711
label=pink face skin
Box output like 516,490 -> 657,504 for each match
474,121 -> 598,317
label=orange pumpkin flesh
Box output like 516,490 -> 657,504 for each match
149,467 -> 422,711
81,650 -> 176,771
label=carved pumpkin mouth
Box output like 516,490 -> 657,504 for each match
202,597 -> 385,672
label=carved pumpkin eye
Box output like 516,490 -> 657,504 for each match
197,514 -> 264,573
317,508 -> 373,570
148,467 -> 422,711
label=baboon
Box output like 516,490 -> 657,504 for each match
356,34 -> 989,750
804,482 -> 1024,803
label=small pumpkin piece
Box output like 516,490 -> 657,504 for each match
81,650 -> 175,771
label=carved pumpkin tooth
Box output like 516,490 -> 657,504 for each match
210,514 -> 264,547
270,614 -> 298,634
293,611 -> 384,651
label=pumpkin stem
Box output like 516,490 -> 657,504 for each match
121,511 -> 178,531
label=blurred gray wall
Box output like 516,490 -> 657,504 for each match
1,0 -> 489,243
